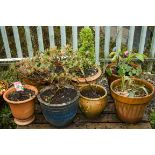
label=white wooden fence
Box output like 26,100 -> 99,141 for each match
0,26 -> 155,71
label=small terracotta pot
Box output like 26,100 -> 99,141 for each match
110,78 -> 155,123
71,66 -> 102,88
79,84 -> 107,118
106,63 -> 140,86
3,85 -> 38,125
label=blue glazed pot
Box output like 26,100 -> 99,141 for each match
37,86 -> 79,127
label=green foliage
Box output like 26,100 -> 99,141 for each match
0,105 -> 16,129
150,110 -> 155,128
79,27 -> 95,60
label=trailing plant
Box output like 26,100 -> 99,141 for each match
0,105 -> 16,129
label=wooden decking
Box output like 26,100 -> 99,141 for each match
17,96 -> 152,129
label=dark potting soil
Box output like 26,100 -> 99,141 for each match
72,67 -> 98,78
8,88 -> 35,101
81,87 -> 104,98
41,87 -> 77,104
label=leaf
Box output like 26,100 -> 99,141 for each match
135,53 -> 145,62
128,91 -> 135,98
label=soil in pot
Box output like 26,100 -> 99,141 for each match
113,83 -> 151,98
40,87 -> 77,104
8,88 -> 35,101
80,85 -> 104,98
71,67 -> 98,78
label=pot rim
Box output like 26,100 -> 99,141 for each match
3,84 -> 38,104
37,85 -> 80,107
71,65 -> 102,83
110,77 -> 155,100
79,84 -> 107,101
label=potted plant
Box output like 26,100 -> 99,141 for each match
79,84 -> 107,118
3,83 -> 38,125
15,48 -> 63,88
37,54 -> 80,127
63,27 -> 102,87
110,76 -> 155,123
106,50 -> 146,86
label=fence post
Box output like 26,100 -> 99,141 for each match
24,26 -> 33,57
95,26 -> 100,65
60,26 -> 66,49
104,26 -> 110,58
48,26 -> 55,48
72,26 -> 78,52
37,26 -> 44,52
12,26 -> 23,58
116,26 -> 122,51
128,26 -> 135,51
0,26 -> 11,58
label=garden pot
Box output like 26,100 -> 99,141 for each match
110,78 -> 155,123
79,84 -> 107,118
3,85 -> 38,125
106,63 -> 140,86
0,80 -> 8,111
37,86 -> 80,127
71,66 -> 102,88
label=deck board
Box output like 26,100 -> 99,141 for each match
17,99 -> 151,129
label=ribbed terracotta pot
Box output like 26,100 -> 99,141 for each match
79,84 -> 107,118
72,66 -> 102,88
110,78 -> 155,123
3,85 -> 38,125
106,63 -> 140,86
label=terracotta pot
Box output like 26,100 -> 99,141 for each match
79,84 -> 107,118
71,66 -> 102,88
110,78 -> 155,123
3,85 -> 38,125
106,63 -> 140,86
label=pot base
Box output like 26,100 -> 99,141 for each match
14,115 -> 35,126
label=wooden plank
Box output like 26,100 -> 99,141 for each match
95,26 -> 100,65
24,26 -> 33,57
104,26 -> 110,58
12,26 -> 23,58
60,26 -> 66,49
0,26 -> 11,58
37,26 -> 44,52
116,26 -> 122,51
17,122 -> 151,129
33,112 -> 148,124
48,26 -> 55,48
139,26 -> 147,54
72,26 -> 78,52
127,26 -> 135,51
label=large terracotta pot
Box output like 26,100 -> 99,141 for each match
106,63 -> 140,86
79,84 -> 107,118
72,66 -> 102,88
110,78 -> 155,123
3,85 -> 38,125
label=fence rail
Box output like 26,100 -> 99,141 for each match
0,26 -> 155,71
